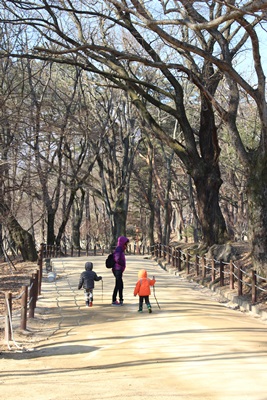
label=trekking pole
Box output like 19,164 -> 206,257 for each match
153,276 -> 161,309
101,279 -> 103,302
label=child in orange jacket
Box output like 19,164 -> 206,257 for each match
134,269 -> 156,313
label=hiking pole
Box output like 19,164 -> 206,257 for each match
153,276 -> 161,309
101,278 -> 103,302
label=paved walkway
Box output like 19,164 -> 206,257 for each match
1,255 -> 267,400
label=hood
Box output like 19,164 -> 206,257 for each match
85,262 -> 93,271
117,236 -> 129,247
138,269 -> 147,279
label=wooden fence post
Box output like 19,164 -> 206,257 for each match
29,271 -> 38,319
177,248 -> 181,271
251,270 -> 257,304
238,265 -> 243,296
201,256 -> 206,278
195,254 -> 199,276
229,260 -> 234,289
37,243 -> 43,296
159,244 -> 162,259
219,260 -> 224,287
20,285 -> 28,330
5,292 -> 12,342
173,248 -> 177,269
173,248 -> 177,270
186,251 -> 190,274
37,266 -> 42,297
163,245 -> 166,261
168,246 -> 171,264
211,259 -> 216,282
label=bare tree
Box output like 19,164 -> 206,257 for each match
0,38 -> 37,260
1,1 -> 267,272
94,88 -> 142,246
21,61 -> 100,245
0,1 -> 228,247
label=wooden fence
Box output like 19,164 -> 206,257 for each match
1,246 -> 43,349
151,243 -> 267,306
1,242 -> 150,348
2,241 -> 267,349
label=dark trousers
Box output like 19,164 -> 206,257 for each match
139,295 -> 151,310
112,270 -> 123,302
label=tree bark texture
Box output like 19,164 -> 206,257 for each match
0,202 -> 37,261
193,163 -> 228,246
247,154 -> 267,276
71,191 -> 85,249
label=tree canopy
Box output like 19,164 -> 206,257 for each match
0,1 -> 267,273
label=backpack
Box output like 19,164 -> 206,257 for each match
106,253 -> 115,269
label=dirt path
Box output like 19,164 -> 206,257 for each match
1,256 -> 267,400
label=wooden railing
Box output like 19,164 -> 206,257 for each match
2,241 -> 266,349
1,269 -> 40,350
151,243 -> 267,306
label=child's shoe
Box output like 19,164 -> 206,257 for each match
138,309 -> 143,313
147,305 -> 152,313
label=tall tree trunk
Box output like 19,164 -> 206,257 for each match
47,209 -> 56,245
162,155 -> 173,244
247,154 -> 267,276
0,223 -> 3,256
72,204 -> 80,249
188,175 -> 201,242
56,188 -> 81,246
147,205 -> 155,248
85,190 -> 92,249
71,190 -> 85,249
0,202 -> 37,261
193,164 -> 227,246
196,85 -> 228,245
155,200 -> 163,244
147,150 -> 155,247
113,191 -> 128,244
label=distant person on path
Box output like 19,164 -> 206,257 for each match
134,269 -> 156,313
111,236 -> 129,306
78,261 -> 102,307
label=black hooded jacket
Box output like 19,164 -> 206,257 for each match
78,262 -> 102,290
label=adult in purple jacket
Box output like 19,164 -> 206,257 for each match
111,236 -> 129,306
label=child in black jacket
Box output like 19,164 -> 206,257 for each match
78,262 -> 102,307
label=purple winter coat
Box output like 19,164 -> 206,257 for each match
112,236 -> 129,272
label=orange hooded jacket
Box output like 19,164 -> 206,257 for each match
134,269 -> 156,297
